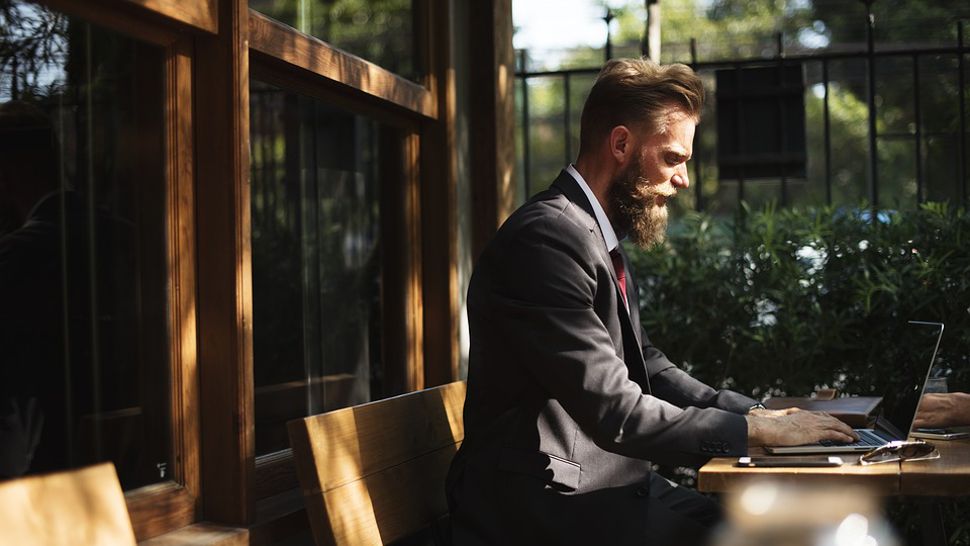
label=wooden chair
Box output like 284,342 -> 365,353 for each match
0,462 -> 137,545
288,381 -> 466,546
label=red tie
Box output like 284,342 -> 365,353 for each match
610,248 -> 627,308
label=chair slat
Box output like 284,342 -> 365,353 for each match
0,462 -> 136,545
289,381 -> 466,546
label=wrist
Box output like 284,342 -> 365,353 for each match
745,414 -> 768,446
747,402 -> 767,414
956,392 -> 970,422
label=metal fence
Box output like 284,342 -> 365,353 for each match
515,9 -> 969,214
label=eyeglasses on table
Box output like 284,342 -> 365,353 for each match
858,440 -> 940,466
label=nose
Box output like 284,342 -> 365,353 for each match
671,164 -> 689,190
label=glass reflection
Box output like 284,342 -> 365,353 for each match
250,80 -> 388,456
0,1 -> 170,489
249,0 -> 418,81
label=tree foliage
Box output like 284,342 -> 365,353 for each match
631,202 -> 970,398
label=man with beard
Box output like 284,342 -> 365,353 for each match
445,59 -> 857,546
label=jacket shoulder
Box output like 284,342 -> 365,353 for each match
492,187 -> 597,250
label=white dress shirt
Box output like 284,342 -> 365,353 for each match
565,164 -> 619,253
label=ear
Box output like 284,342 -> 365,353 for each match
608,125 -> 632,164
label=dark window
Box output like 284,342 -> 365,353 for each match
0,1 -> 170,489
250,80 -> 399,457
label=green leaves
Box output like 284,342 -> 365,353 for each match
630,201 -> 970,399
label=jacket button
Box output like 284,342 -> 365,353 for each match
635,485 -> 649,498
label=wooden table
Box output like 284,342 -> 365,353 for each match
898,437 -> 970,496
698,438 -> 970,496
698,439 -> 970,545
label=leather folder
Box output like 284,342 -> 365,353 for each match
764,396 -> 883,428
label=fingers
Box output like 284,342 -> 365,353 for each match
828,430 -> 858,444
818,412 -> 858,441
791,411 -> 857,443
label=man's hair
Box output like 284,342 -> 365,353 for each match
578,58 -> 704,155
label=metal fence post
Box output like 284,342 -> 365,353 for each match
690,37 -> 704,212
823,58 -> 832,205
864,0 -> 879,209
958,20 -> 968,204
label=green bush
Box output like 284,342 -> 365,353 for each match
630,201 -> 970,399
629,201 -> 970,545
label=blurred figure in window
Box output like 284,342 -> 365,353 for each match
0,99 -> 73,477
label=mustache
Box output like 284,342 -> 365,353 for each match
633,178 -> 677,200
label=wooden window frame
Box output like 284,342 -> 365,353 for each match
245,56 -> 427,504
32,0 -> 202,541
246,0 -> 467,405
240,7 -> 452,537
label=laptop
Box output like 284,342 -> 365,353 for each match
911,426 -> 970,441
766,320 -> 944,455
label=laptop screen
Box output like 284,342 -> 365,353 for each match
879,321 -> 944,439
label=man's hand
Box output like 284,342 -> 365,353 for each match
746,410 -> 858,447
747,406 -> 800,419
914,392 -> 970,429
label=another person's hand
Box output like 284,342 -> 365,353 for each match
746,410 -> 858,447
914,392 -> 970,429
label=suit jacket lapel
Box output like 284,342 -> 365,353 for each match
553,172 -> 650,390
552,172 -> 626,312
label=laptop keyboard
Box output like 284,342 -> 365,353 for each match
819,429 -> 887,448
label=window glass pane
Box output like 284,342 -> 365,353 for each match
0,1 -> 170,489
250,80 -> 391,456
249,0 -> 419,81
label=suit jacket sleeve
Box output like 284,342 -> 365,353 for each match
640,326 -> 758,414
479,211 -> 748,464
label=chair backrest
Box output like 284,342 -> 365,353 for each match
288,381 -> 466,546
0,462 -> 137,545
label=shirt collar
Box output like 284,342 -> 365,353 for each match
566,164 -> 619,253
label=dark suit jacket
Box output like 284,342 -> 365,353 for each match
446,171 -> 756,545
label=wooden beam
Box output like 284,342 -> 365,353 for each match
139,522 -> 249,545
38,0 -> 184,45
419,0 -> 460,386
40,0 -> 217,36
248,10 -> 437,120
194,0 -> 255,525
405,132 -> 427,392
168,34 -> 201,516
380,130 -> 425,395
120,0 -> 217,34
468,0 -> 516,260
126,484 -> 196,540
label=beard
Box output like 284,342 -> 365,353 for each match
607,157 -> 675,249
